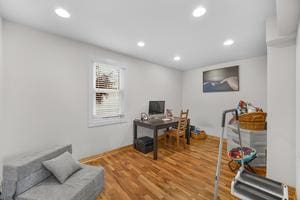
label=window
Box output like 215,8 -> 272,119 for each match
89,62 -> 126,127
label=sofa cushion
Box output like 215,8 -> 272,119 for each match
42,152 -> 82,184
16,165 -> 104,200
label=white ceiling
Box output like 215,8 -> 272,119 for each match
0,0 -> 275,70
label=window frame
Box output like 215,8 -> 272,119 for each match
88,61 -> 127,127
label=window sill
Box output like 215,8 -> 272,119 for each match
88,116 -> 128,127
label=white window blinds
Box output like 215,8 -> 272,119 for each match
94,64 -> 122,118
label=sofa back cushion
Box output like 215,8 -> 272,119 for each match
2,145 -> 72,200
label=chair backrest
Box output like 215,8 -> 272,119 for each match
177,110 -> 189,135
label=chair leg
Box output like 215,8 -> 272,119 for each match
183,135 -> 186,149
176,135 -> 179,148
164,134 -> 168,146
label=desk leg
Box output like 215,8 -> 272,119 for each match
133,122 -> 137,149
186,119 -> 190,145
153,128 -> 158,160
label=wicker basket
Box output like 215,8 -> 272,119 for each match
239,112 -> 267,122
239,122 -> 266,131
192,131 -> 207,140
239,112 -> 267,131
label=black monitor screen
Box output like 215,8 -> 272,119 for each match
149,101 -> 165,115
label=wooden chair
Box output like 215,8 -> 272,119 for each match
164,110 -> 189,148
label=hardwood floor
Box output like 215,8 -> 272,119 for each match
84,136 -> 296,200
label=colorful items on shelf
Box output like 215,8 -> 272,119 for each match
227,146 -> 258,172
228,147 -> 257,164
237,100 -> 263,115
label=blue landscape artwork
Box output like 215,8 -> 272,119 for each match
203,66 -> 239,93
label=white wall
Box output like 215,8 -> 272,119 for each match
296,22 -> 300,199
182,57 -> 267,137
266,17 -> 296,48
267,45 -> 296,187
0,16 -> 4,179
276,0 -> 300,36
1,21 -> 183,178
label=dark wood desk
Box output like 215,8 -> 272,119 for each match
133,117 -> 190,160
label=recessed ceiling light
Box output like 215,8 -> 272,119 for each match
55,8 -> 71,18
193,7 -> 207,18
223,39 -> 235,46
137,41 -> 145,47
174,56 -> 181,61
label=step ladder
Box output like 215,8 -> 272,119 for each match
214,109 -> 289,200
231,169 -> 288,200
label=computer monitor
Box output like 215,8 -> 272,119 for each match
148,101 -> 165,115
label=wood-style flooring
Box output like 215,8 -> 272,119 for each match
83,136 -> 296,200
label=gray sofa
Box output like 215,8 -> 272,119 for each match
1,145 -> 104,200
